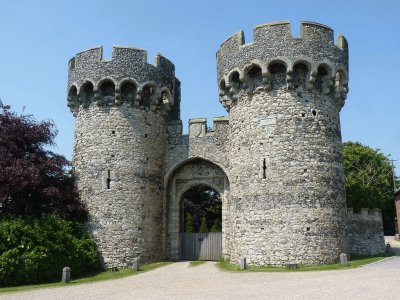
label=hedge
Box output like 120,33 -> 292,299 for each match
0,215 -> 100,286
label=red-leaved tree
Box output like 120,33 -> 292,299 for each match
0,102 -> 86,221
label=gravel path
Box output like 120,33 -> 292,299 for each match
2,237 -> 400,300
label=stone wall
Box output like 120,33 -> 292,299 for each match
347,208 -> 386,256
69,46 -> 179,268
217,21 -> 349,266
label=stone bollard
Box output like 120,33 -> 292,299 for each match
133,259 -> 140,271
239,257 -> 247,270
395,234 -> 399,241
386,243 -> 392,253
62,267 -> 71,283
339,253 -> 349,267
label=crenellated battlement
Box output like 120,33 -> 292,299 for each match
70,46 -> 175,74
217,21 -> 348,111
67,46 -> 178,116
347,208 -> 383,221
189,116 -> 229,138
218,21 -> 346,59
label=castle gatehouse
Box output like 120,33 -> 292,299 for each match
68,21 -> 385,267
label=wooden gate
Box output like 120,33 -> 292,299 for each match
180,232 -> 222,261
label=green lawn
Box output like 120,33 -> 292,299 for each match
0,262 -> 171,294
216,253 -> 394,272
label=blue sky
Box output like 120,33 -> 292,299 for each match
0,0 -> 399,175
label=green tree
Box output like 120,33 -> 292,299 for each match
210,219 -> 221,232
182,185 -> 222,233
199,215 -> 208,233
343,141 -> 397,234
0,102 -> 86,221
185,213 -> 194,233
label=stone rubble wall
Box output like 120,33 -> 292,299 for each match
224,88 -> 348,265
164,117 -> 229,176
73,103 -> 166,267
70,46 -> 178,268
347,208 -> 386,256
217,21 -> 349,266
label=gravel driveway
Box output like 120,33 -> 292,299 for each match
2,237 -> 400,300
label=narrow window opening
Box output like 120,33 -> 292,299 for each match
306,227 -> 311,232
262,158 -> 267,179
304,168 -> 307,173
312,110 -> 317,116
301,113 -> 305,117
144,133 -> 148,137
111,130 -> 115,134
106,170 -> 111,189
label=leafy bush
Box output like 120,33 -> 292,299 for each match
0,215 -> 100,286
0,103 -> 87,221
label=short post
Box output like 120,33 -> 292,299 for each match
386,243 -> 392,253
339,253 -> 349,267
62,267 -> 71,283
239,256 -> 247,270
133,259 -> 140,271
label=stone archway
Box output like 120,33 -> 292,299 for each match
165,158 -> 229,260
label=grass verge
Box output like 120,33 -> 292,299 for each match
216,253 -> 394,272
189,260 -> 207,267
0,261 -> 171,294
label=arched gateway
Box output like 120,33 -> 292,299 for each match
165,158 -> 229,260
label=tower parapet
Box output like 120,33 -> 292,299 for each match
67,46 -> 178,117
217,21 -> 348,111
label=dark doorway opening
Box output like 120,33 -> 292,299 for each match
181,185 -> 222,233
180,185 -> 222,261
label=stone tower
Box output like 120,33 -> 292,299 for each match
217,21 -> 349,265
67,46 -> 180,267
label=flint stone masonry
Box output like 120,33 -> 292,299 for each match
68,20 -> 385,268
347,208 -> 386,256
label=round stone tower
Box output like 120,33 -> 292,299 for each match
217,21 -> 349,265
67,46 -> 180,267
